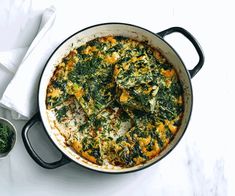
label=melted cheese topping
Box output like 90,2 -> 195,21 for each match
46,36 -> 184,168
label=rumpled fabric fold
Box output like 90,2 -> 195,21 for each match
0,6 -> 56,120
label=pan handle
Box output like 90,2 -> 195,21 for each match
22,113 -> 71,169
157,27 -> 204,78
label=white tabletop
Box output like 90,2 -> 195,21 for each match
0,0 -> 234,195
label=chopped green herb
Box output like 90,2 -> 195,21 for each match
0,123 -> 14,154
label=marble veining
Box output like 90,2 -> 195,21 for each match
185,143 -> 227,195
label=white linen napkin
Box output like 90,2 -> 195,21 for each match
0,6 -> 56,120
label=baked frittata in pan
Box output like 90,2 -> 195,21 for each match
46,36 -> 184,168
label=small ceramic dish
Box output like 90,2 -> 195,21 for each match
0,117 -> 17,158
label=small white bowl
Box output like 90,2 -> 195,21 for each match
0,117 -> 17,158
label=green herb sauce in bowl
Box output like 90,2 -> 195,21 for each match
0,117 -> 16,158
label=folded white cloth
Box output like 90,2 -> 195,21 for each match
0,6 -> 56,120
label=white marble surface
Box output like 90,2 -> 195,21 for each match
0,0 -> 234,195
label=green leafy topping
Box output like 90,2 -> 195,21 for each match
46,35 -> 185,168
55,106 -> 68,122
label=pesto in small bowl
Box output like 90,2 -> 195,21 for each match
0,117 -> 16,158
